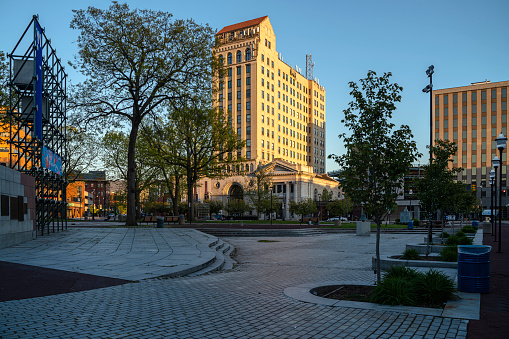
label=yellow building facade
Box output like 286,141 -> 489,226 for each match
214,16 -> 326,174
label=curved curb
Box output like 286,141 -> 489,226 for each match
283,281 -> 479,319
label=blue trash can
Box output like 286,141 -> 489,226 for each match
407,221 -> 413,229
156,217 -> 164,228
472,220 -> 479,229
457,245 -> 491,293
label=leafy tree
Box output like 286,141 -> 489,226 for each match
208,199 -> 224,218
321,188 -> 333,202
225,199 -> 250,220
416,139 -> 460,253
326,197 -> 353,218
329,71 -> 420,282
244,164 -> 274,218
69,3 -> 218,225
140,104 -> 243,221
290,199 -> 318,223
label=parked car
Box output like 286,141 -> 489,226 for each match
340,217 -> 348,221
327,217 -> 340,221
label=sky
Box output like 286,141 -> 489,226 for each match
1,0 -> 508,171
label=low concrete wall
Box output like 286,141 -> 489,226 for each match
0,166 -> 36,249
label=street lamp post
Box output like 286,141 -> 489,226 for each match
422,65 -> 434,164
493,156 -> 500,242
409,189 -> 413,220
269,184 -> 274,226
496,133 -> 507,253
92,189 -> 95,221
318,193 -> 321,221
490,170 -> 495,236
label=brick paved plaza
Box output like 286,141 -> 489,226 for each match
0,229 -> 469,338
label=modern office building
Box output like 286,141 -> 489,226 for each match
195,16 -> 339,220
433,80 -> 509,212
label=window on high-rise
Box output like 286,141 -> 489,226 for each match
237,66 -> 241,75
463,93 -> 467,102
246,77 -> 250,85
246,89 -> 251,98
472,92 -> 477,101
492,102 -> 497,112
227,53 -> 232,65
236,51 -> 241,63
444,95 -> 448,104
228,68 -> 232,76
481,91 -> 486,100
502,88 -> 507,98
245,48 -> 251,61
246,64 -> 251,73
453,94 -> 458,103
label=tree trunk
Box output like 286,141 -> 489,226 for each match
376,221 -> 381,283
126,121 -> 140,226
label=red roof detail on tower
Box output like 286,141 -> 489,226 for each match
216,16 -> 268,35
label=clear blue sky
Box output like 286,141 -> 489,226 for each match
2,0 -> 508,171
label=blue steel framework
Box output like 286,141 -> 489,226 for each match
7,15 -> 67,235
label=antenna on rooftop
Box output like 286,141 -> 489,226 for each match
306,54 -> 314,80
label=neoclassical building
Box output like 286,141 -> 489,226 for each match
197,159 -> 340,220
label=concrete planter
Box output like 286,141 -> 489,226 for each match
356,221 -> 370,236
334,220 -> 341,227
372,255 -> 457,271
406,243 -> 445,254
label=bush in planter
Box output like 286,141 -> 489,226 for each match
439,231 -> 450,238
439,246 -> 458,262
455,231 -> 465,238
370,277 -> 416,306
384,266 -> 419,280
413,269 -> 455,306
445,235 -> 460,246
461,225 -> 476,233
402,249 -> 420,260
395,218 -> 400,224
458,236 -> 473,245
412,218 -> 419,227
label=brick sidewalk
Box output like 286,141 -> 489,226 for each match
467,224 -> 509,339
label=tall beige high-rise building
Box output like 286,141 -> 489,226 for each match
214,16 -> 326,174
433,80 -> 508,204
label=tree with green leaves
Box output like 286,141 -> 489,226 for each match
321,188 -> 333,202
208,199 -> 224,219
140,104 -> 243,221
290,199 -> 318,224
69,3 -> 219,225
225,199 -> 250,220
329,71 -> 420,282
244,164 -> 274,219
0,51 -> 9,109
66,126 -> 99,182
417,139 -> 461,252
326,197 -> 353,219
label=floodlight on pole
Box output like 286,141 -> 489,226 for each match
490,169 -> 496,236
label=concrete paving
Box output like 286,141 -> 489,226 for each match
0,228 -> 219,281
0,227 -> 474,338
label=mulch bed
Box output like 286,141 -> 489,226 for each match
311,285 -> 374,302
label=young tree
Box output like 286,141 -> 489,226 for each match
321,188 -> 333,202
225,199 -> 250,220
69,3 -> 218,225
290,199 -> 318,224
326,197 -> 353,218
66,126 -> 99,182
208,199 -> 224,219
416,139 -> 461,252
329,71 -> 420,283
0,51 -> 9,108
244,164 -> 274,218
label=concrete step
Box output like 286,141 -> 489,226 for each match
198,228 -> 325,237
187,239 -> 236,276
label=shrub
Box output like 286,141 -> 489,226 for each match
445,236 -> 460,246
439,246 -> 458,262
458,236 -> 473,245
412,218 -> 420,226
461,226 -> 476,233
413,269 -> 455,306
384,266 -> 419,280
395,218 -> 400,224
439,231 -> 450,238
455,231 -> 465,238
402,249 -> 420,260
370,277 -> 416,306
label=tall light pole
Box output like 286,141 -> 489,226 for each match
493,156 -> 500,242
496,133 -> 507,253
318,193 -> 321,221
490,170 -> 495,236
423,65 -> 434,163
269,184 -> 274,226
92,189 -> 95,221
409,189 -> 413,220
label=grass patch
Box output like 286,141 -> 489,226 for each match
401,249 -> 420,260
